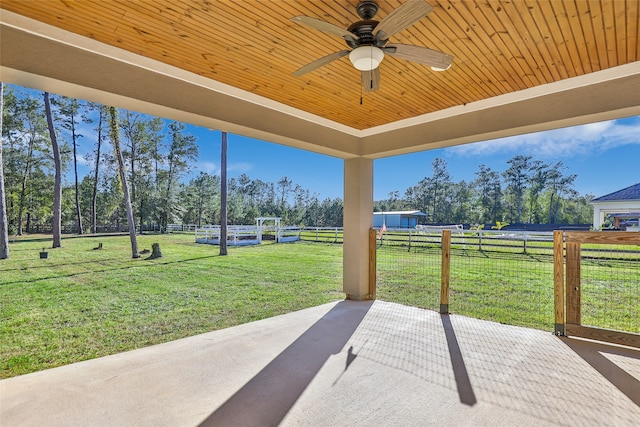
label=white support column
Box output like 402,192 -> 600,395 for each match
343,157 -> 373,300
592,206 -> 604,230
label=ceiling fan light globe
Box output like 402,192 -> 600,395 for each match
349,46 -> 384,71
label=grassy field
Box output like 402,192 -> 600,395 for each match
2,232 -> 638,379
0,234 -> 343,378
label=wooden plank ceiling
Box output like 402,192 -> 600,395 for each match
2,0 -> 638,130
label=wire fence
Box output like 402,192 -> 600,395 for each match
375,229 -> 639,334
450,248 -> 554,330
376,243 -> 441,311
577,244 -> 640,334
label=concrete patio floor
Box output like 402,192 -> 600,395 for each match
1,300 -> 639,426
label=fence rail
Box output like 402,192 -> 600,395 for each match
195,226 -> 261,246
299,227 -> 343,243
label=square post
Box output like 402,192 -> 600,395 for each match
440,230 -> 451,314
343,157 -> 373,300
369,228 -> 376,300
566,241 -> 581,326
553,230 -> 565,335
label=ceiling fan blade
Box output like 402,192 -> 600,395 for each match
293,50 -> 350,76
291,16 -> 357,42
374,0 -> 434,41
361,68 -> 380,93
384,44 -> 453,70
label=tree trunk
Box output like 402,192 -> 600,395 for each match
72,116 -> 83,234
16,138 -> 34,236
163,163 -> 174,232
91,107 -> 104,234
44,92 -> 62,248
219,131 -> 228,256
109,107 -> 139,258
0,82 -> 9,259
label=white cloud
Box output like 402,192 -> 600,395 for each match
75,153 -> 91,167
228,162 -> 252,173
446,118 -> 640,158
195,161 -> 218,174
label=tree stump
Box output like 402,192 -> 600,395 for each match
148,243 -> 162,259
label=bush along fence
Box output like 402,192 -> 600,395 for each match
371,228 -> 639,348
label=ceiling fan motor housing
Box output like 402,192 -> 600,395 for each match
347,20 -> 380,47
345,0 -> 386,48
356,1 -> 379,19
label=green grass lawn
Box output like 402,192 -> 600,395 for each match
2,232 -> 638,379
0,234 -> 343,378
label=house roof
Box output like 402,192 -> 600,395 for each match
374,211 -> 427,216
592,183 -> 640,202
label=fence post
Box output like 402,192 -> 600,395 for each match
478,230 -> 483,251
553,230 -> 565,335
566,241 -> 581,326
440,230 -> 451,314
369,228 -> 377,300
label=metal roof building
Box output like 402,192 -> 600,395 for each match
591,183 -> 640,231
373,211 -> 427,229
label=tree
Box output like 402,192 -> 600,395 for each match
121,112 -> 163,233
159,122 -> 198,230
474,164 -> 502,224
0,83 -> 9,259
5,92 -> 51,236
545,161 -> 577,224
526,160 -> 548,224
277,176 -> 293,212
429,158 -> 452,223
109,107 -> 139,258
503,155 -> 532,223
182,172 -> 219,226
56,96 -> 85,234
450,180 -> 472,223
44,92 -> 62,248
219,131 -> 228,256
90,104 -> 107,233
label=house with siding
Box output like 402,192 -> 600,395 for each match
591,183 -> 640,231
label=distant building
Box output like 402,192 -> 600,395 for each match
373,210 -> 427,229
591,183 -> 640,231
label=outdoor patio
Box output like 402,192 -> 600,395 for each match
2,300 -> 638,426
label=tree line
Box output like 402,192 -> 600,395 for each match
376,157 -> 592,226
1,85 -> 592,257
0,85 -> 344,241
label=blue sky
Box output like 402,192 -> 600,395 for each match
181,116 -> 640,201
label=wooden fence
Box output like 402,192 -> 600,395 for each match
553,231 -> 640,348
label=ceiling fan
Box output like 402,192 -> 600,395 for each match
291,0 -> 453,92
